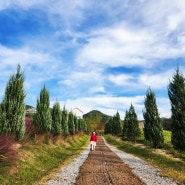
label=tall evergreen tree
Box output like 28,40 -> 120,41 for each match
143,88 -> 164,148
74,115 -> 78,133
78,119 -> 82,130
80,119 -> 87,132
0,103 -> 7,134
104,117 -> 113,134
61,106 -> 68,137
33,85 -> 52,134
112,111 -> 122,135
1,65 -> 26,140
168,67 -> 185,150
127,104 -> 140,142
68,111 -> 75,135
51,102 -> 61,136
122,110 -> 129,140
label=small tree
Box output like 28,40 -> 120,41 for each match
143,88 -> 164,148
61,106 -> 68,137
74,115 -> 79,133
112,111 -> 122,136
1,65 -> 26,140
127,104 -> 140,142
122,110 -> 129,140
104,117 -> 113,134
68,111 -> 75,135
33,85 -> 52,134
51,102 -> 61,136
168,67 -> 185,150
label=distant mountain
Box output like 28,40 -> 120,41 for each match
83,110 -> 112,133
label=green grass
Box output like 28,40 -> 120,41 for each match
104,133 -> 185,185
0,134 -> 89,185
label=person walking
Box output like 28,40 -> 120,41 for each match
90,131 -> 97,151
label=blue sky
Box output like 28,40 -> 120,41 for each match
0,0 -> 185,120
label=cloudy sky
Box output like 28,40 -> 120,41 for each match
0,0 -> 185,120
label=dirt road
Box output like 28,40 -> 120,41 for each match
76,136 -> 146,185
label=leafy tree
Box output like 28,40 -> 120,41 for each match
122,110 -> 129,140
127,104 -> 140,142
68,111 -> 75,135
33,85 -> 52,134
51,102 -> 61,136
143,88 -> 164,148
104,117 -> 113,134
112,111 -> 122,135
61,106 -> 68,137
1,65 -> 26,140
168,67 -> 185,150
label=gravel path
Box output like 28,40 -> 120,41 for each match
44,136 -> 177,185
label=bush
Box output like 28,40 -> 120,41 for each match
0,134 -> 19,165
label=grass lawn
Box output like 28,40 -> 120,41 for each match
0,134 -> 89,185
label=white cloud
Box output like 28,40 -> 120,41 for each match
58,95 -> 144,120
108,74 -> 134,86
139,69 -> 174,89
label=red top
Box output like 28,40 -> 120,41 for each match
90,134 -> 97,142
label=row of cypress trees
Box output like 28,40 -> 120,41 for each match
33,85 -> 87,137
0,65 -> 87,141
104,105 -> 141,143
104,67 -> 185,150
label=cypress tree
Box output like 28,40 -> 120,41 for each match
112,111 -> 122,135
51,102 -> 61,136
168,67 -> 185,150
78,119 -> 82,130
33,85 -> 52,134
61,106 -> 68,137
80,119 -> 87,132
104,117 -> 113,134
143,88 -> 164,148
122,110 -> 129,140
1,65 -> 26,140
68,111 -> 75,135
74,115 -> 78,133
127,104 -> 140,142
0,103 -> 7,134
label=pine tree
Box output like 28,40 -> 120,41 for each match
112,111 -> 122,135
78,119 -> 82,130
143,88 -> 164,148
0,103 -> 6,134
51,102 -> 61,136
68,111 -> 75,135
104,117 -> 113,134
80,119 -> 87,132
1,65 -> 26,140
127,104 -> 140,142
122,110 -> 129,140
74,115 -> 78,133
33,85 -> 52,134
61,106 -> 68,137
168,67 -> 185,150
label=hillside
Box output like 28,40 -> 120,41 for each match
83,110 -> 111,133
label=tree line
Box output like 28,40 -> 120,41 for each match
105,67 -> 185,151
0,65 -> 87,141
